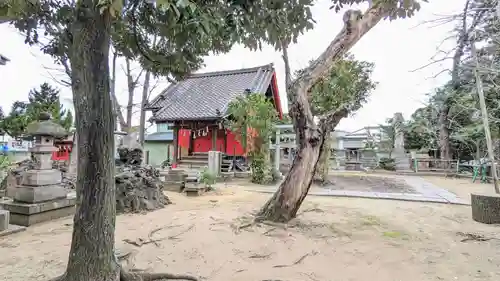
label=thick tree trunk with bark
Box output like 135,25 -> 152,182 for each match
125,58 -> 135,131
258,7 -> 387,222
50,5 -> 198,281
139,70 -> 151,146
438,107 -> 451,160
471,193 -> 500,224
63,3 -> 118,281
54,3 -> 199,281
314,132 -> 331,184
110,50 -> 127,130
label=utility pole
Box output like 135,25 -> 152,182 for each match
471,42 -> 499,194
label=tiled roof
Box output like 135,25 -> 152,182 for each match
148,64 -> 275,122
145,131 -> 174,142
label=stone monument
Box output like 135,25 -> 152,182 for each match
0,113 -> 76,226
391,112 -> 409,171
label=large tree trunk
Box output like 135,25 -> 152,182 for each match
257,7 -> 387,222
110,50 -> 127,130
139,70 -> 151,146
438,106 -> 451,160
56,3 -> 198,281
63,3 -> 118,281
314,132 -> 331,184
125,58 -> 135,131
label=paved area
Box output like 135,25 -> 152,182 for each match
246,175 -> 469,205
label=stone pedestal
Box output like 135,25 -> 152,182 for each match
0,210 -> 8,231
0,112 -> 75,226
392,112 -> 409,171
208,151 -> 221,176
392,149 -> 409,171
0,209 -> 26,237
0,195 -> 76,227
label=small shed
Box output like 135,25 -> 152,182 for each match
144,131 -> 174,167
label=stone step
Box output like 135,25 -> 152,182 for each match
181,155 -> 209,161
179,159 -> 208,165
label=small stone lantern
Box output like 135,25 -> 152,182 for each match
26,112 -> 68,170
14,112 -> 69,203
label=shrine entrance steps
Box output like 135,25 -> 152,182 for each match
178,152 -> 233,173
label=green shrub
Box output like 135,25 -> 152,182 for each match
379,157 -> 396,171
160,159 -> 171,169
200,167 -> 217,190
249,152 -> 273,185
0,155 -> 11,171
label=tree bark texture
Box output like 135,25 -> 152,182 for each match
110,50 -> 127,130
55,3 -> 200,280
471,193 -> 500,224
139,70 -> 151,146
257,6 -> 388,222
125,58 -> 135,131
63,2 -> 118,281
438,107 -> 451,160
314,132 -> 331,183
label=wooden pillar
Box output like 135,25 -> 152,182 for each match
211,126 -> 217,151
223,129 -> 228,154
173,126 -> 179,165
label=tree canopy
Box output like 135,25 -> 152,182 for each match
1,0 -> 316,80
0,82 -> 73,138
404,0 -> 500,161
309,53 -> 377,117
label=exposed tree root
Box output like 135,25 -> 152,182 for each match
456,231 -> 498,242
272,251 -> 317,268
123,225 -> 194,247
119,268 -> 199,281
48,269 -> 199,281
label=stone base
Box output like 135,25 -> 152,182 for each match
0,210 -> 9,231
0,196 -> 76,226
234,171 -> 251,178
219,172 -> 234,181
392,150 -> 409,171
0,224 -> 26,237
14,185 -> 68,203
471,193 -> 500,224
184,185 -> 206,197
22,169 -> 62,186
163,181 -> 185,192
345,162 -> 363,171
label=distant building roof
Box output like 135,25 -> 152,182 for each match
147,64 -> 281,122
0,54 -> 9,65
145,131 -> 174,142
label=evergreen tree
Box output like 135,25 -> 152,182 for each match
0,83 -> 73,138
26,82 -> 73,130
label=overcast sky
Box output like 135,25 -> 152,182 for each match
0,0 -> 465,132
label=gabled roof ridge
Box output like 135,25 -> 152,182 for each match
188,63 -> 274,78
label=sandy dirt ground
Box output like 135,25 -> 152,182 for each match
323,174 -> 416,193
1,176 -> 500,281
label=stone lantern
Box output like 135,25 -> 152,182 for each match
0,113 -> 76,226
27,113 -> 67,164
21,112 -> 68,186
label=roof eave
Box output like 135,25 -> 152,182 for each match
150,116 -> 222,123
